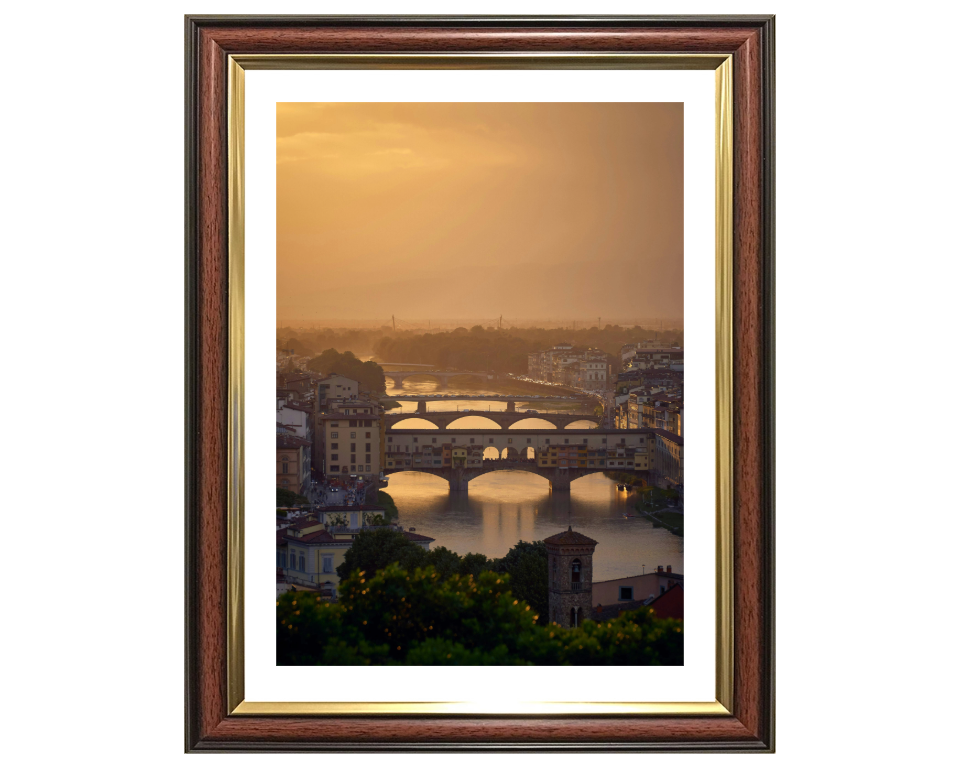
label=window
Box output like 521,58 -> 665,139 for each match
331,454 -> 338,461
366,465 -> 371,471
660,586 -> 666,595
365,443 -> 371,452
564,439 -> 569,444
527,438 -> 531,443
571,559 -> 582,583
350,420 -> 357,428
619,586 -> 633,601
470,438 -> 475,444
350,454 -> 356,463
432,437 -> 437,443
545,439 -> 550,445
330,465 -> 340,472
366,432 -> 371,438
602,438 -> 607,444
489,438 -> 494,444
350,431 -> 356,438
365,454 -> 371,463
413,437 -> 418,443
508,438 -> 512,444
331,431 -> 338,438
282,462 -> 289,474
299,555 -> 305,571
331,443 -> 338,450
322,556 -> 333,573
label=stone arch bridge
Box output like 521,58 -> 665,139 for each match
384,460 -> 619,492
384,370 -> 491,388
385,411 -> 601,430
384,428 -> 652,492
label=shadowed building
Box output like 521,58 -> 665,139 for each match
544,526 -> 598,628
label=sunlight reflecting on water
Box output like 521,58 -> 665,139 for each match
381,379 -> 682,580
385,467 -> 683,582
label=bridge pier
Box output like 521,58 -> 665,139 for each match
417,401 -> 428,414
448,467 -> 474,493
549,469 -> 572,492
506,400 -> 516,412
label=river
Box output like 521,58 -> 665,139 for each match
383,375 -> 683,581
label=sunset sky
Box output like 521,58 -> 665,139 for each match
277,102 -> 683,323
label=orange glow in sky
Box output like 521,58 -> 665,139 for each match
278,102 -> 683,322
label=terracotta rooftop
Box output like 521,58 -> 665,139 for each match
543,526 -> 599,547
402,530 -> 436,543
282,529 -> 350,545
277,435 -> 312,449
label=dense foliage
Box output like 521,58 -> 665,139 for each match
635,488 -> 683,537
372,324 -> 680,375
277,564 -> 682,666
276,488 -> 309,506
335,530 -> 550,622
305,349 -> 386,393
277,327 -> 391,359
376,490 -> 399,521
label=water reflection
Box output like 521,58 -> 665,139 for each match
386,470 -> 683,583
381,377 -> 683,580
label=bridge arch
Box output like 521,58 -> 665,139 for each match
563,418 -> 601,429
445,415 -> 503,430
389,417 -> 439,429
508,418 -> 559,430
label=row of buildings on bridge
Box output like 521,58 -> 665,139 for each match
383,428 -> 682,490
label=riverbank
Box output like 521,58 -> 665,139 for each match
636,506 -> 684,537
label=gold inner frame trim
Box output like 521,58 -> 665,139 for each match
226,52 -> 734,717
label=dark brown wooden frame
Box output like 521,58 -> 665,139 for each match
185,15 -> 775,752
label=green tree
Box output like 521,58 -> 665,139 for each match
458,552 -> 491,577
424,546 -> 464,580
276,564 -> 683,666
276,487 -> 309,506
306,349 -> 387,393
335,528 -> 426,580
491,541 -> 549,624
376,491 -> 399,521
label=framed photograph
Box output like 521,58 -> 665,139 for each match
185,15 -> 774,752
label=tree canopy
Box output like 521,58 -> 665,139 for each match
277,564 -> 683,666
276,488 -> 309,506
306,348 -> 386,393
335,530 -> 550,623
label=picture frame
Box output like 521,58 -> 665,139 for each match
185,14 -> 775,752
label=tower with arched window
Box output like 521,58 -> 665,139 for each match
544,526 -> 598,629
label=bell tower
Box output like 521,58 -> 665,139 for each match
544,526 -> 598,628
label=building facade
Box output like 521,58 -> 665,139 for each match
276,434 -> 312,496
652,429 -> 684,493
317,374 -> 359,405
319,411 -> 382,481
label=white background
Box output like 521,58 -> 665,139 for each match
245,68 -> 716,703
1,0 -> 958,765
